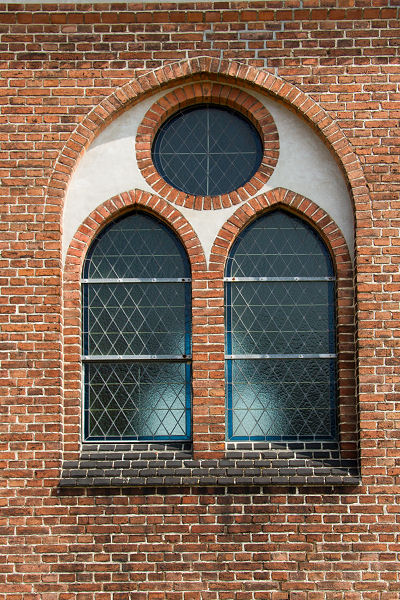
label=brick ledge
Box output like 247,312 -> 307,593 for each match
59,442 -> 359,488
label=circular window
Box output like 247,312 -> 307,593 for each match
151,104 -> 263,197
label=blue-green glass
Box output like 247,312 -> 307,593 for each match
228,359 -> 335,439
85,282 -> 189,356
83,211 -> 192,442
225,209 -> 337,441
209,153 -> 261,196
152,104 -> 263,197
84,211 -> 190,279
156,109 -> 207,154
227,210 -> 334,278
85,362 -> 189,441
229,280 -> 335,354
157,154 -> 208,197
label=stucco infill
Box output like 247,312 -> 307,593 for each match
63,85 -> 354,265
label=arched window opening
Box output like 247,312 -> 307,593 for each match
82,211 -> 192,441
225,209 -> 336,441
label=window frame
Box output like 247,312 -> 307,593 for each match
224,209 -> 338,442
61,189 -> 358,485
151,103 -> 263,197
136,83 -> 279,210
80,209 -> 193,443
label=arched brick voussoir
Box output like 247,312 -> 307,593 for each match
62,190 -> 206,460
210,187 -> 357,461
48,57 -> 367,216
64,189 -> 207,280
209,188 -> 353,280
136,82 -> 279,210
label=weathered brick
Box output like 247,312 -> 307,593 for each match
0,1 -> 399,599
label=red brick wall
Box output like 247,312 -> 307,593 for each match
1,2 -> 399,599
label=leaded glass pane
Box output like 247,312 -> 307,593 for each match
157,154 -> 208,199
83,211 -> 192,442
85,362 -> 190,441
225,209 -> 337,441
208,153 -> 261,197
84,211 -> 190,279
226,210 -> 333,278
152,104 -> 263,197
83,282 -> 189,356
228,280 -> 335,355
227,359 -> 335,440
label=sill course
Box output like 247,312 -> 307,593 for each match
60,441 -> 359,488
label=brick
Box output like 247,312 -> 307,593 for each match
0,2 -> 399,599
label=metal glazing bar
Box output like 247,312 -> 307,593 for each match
81,277 -> 191,284
83,354 -> 191,362
158,152 -> 259,155
224,276 -> 335,282
226,353 -> 336,359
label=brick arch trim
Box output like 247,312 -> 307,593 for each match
64,189 -> 207,275
210,187 -> 357,459
48,57 -> 367,216
63,189 -> 206,458
136,83 -> 279,210
210,187 -> 352,277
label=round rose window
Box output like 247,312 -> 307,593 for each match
151,104 -> 263,197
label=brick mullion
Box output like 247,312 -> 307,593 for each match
63,190 -> 207,457
192,269 -> 225,459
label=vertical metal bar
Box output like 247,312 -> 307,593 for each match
184,281 -> 191,357
185,362 -> 191,439
206,106 -> 210,196
225,279 -> 233,440
84,363 -> 90,440
329,358 -> 337,439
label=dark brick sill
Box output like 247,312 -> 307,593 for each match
59,441 -> 360,488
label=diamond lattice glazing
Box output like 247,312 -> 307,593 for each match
225,210 -> 336,441
84,282 -> 189,356
152,104 -> 263,196
82,211 -> 191,441
85,362 -> 190,440
84,212 -> 190,279
227,359 -> 335,439
226,210 -> 334,278
229,281 -> 335,355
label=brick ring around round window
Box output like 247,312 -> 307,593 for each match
136,83 -> 279,210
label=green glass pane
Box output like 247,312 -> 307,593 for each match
228,358 -> 335,439
84,282 -> 189,356
85,361 -> 189,440
158,109 -> 207,153
84,211 -> 190,279
152,104 -> 263,197
208,153 -> 259,196
158,153 -> 208,196
208,108 -> 260,153
227,210 -> 333,278
228,281 -> 335,354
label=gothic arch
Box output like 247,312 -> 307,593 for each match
62,189 -> 206,459
47,57 -> 368,218
210,188 -> 357,460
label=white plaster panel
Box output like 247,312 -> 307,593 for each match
256,93 -> 354,261
63,86 -> 354,264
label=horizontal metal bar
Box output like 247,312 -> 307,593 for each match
82,354 -> 191,362
154,152 -> 258,155
226,353 -> 336,360
82,278 -> 191,284
224,276 -> 335,282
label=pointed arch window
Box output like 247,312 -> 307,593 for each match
82,211 -> 191,442
225,210 -> 337,441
